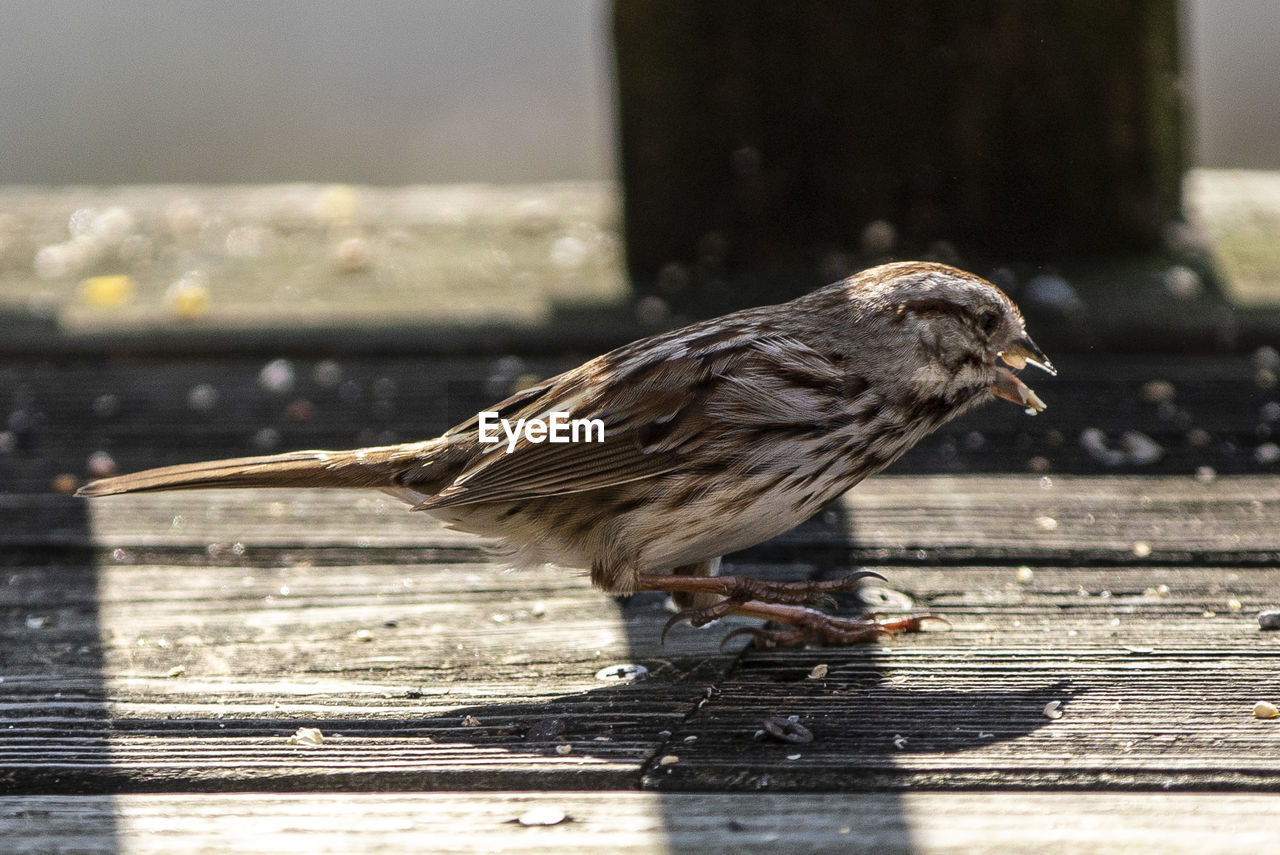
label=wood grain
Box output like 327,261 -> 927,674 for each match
13,473 -> 1274,563
4,351 -> 1280,851
3,478 -> 1279,793
2,792 -> 1279,854
1,552 -> 731,793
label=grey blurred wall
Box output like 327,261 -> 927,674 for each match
0,0 -> 1272,185
1184,0 -> 1280,169
0,0 -> 614,184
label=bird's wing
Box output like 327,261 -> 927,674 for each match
414,330 -> 849,510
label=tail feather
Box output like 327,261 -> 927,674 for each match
75,440 -> 448,497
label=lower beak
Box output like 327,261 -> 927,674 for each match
991,366 -> 1047,413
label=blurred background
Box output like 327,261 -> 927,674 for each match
2,0 -> 1277,185
0,0 -> 615,185
1,0 -> 1278,349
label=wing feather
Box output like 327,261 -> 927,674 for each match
415,329 -> 848,509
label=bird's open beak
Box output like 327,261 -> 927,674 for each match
992,335 -> 1055,414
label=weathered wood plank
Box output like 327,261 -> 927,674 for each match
9,474 -> 1275,564
0,552 -> 737,793
646,559 -> 1280,791
7,470 -> 1279,793
5,549 -> 1280,793
3,791 -> 1279,854
648,613 -> 1280,790
4,346 -> 1279,798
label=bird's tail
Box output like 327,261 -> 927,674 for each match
75,439 -> 447,497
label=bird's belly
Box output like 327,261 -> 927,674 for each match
413,465 -> 848,576
629,484 -> 823,571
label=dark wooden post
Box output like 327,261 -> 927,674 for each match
613,0 -> 1184,303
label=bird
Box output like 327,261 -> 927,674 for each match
78,261 -> 1054,645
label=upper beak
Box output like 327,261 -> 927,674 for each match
998,334 -> 1056,376
992,334 -> 1055,413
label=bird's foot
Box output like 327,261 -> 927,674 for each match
637,570 -> 947,646
643,570 -> 888,643
638,569 -> 884,614
716,602 -> 949,647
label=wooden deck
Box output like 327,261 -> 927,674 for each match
3,353 -> 1280,851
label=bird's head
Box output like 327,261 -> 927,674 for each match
851,261 -> 1056,415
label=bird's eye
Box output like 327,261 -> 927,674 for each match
977,308 -> 1001,336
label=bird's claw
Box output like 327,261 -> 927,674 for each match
658,570 -> 890,644
661,608 -> 702,644
719,612 -> 950,648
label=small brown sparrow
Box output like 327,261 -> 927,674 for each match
79,261 -> 1053,645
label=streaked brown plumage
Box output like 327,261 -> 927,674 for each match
78,261 -> 1054,645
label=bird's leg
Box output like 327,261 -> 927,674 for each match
665,559 -> 723,611
717,601 -> 948,647
636,569 -> 885,613
634,570 -> 948,647
636,569 -> 908,643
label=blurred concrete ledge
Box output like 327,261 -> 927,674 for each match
1184,169 -> 1280,307
0,170 -> 1277,358
0,182 -> 633,357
